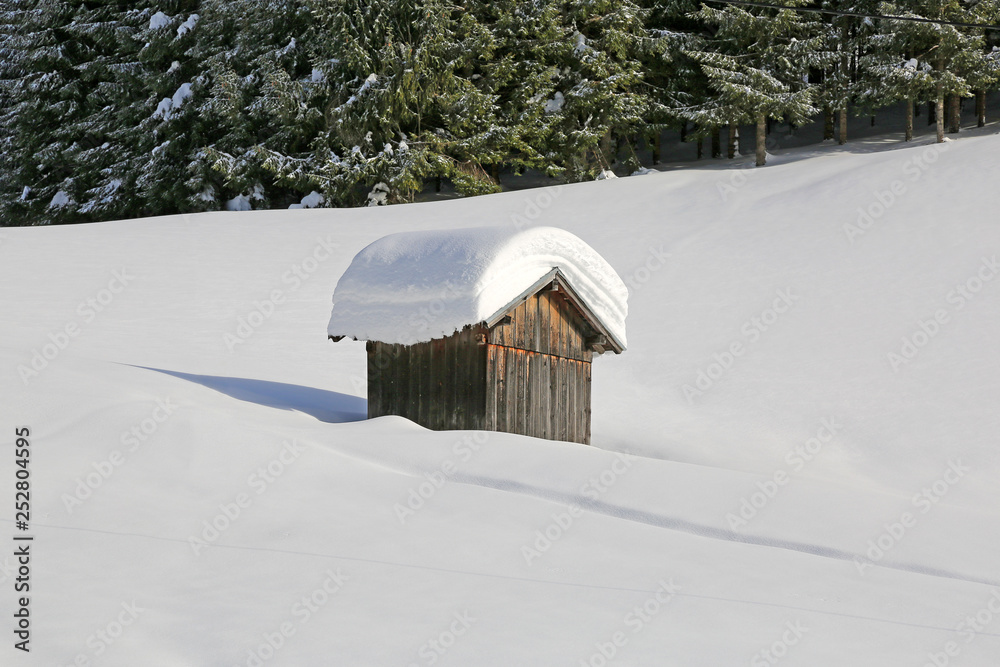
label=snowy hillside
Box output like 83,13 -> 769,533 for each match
2,129 -> 1000,666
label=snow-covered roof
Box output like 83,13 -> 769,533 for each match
327,226 -> 628,349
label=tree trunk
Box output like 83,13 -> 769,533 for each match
905,98 -> 913,142
936,95 -> 945,142
651,132 -> 661,164
838,25 -> 850,145
756,113 -> 767,166
711,126 -> 721,158
600,132 -> 613,164
491,163 -> 501,186
679,122 -> 687,144
728,124 -> 738,159
823,107 -> 835,140
935,61 -> 945,143
977,89 -> 986,127
696,135 -> 703,160
948,94 -> 961,133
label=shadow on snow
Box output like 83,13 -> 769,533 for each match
132,366 -> 367,423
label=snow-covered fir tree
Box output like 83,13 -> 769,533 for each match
630,0 -> 706,162
251,0 -> 506,206
876,0 -> 1000,142
811,0 -> 885,144
4,0 -> 1000,224
1,0 -> 139,224
687,0 -> 821,165
466,0 -> 570,181
857,10 -> 937,142
192,0 -> 313,210
126,3 -> 220,215
129,0 -> 311,215
542,0 -> 661,179
0,1 -> 28,222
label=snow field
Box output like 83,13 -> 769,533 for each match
1,128 -> 999,664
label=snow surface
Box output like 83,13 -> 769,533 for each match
149,11 -> 171,31
327,226 -> 629,347
544,91 -> 565,114
176,13 -> 198,37
346,73 -> 378,107
47,190 -> 72,209
289,191 -> 326,210
225,194 -> 252,212
366,181 -> 389,207
2,127 -> 1000,666
153,82 -> 193,121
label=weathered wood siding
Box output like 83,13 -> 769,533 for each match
366,285 -> 595,444
367,325 -> 489,431
485,287 -> 594,444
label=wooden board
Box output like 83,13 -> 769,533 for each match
366,284 -> 598,444
489,289 -> 593,363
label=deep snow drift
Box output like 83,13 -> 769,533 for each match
1,127 -> 999,666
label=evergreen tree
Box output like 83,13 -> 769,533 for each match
687,0 -> 821,166
125,3 -> 219,215
0,1 -> 29,224
640,0 -> 714,160
877,1 -> 997,142
468,0 -> 572,181
192,0 -> 313,210
813,1 -> 884,144
541,0 -> 658,178
973,0 -> 1000,126
857,14 -> 935,141
1,0 -> 112,224
1,1 -> 179,224
249,0 -> 506,206
77,4 -> 170,221
956,0 -> 1000,129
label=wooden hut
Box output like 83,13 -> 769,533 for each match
328,226 -> 627,445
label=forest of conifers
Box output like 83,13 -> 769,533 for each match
2,0 -> 998,225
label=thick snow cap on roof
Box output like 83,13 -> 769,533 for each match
328,225 -> 628,349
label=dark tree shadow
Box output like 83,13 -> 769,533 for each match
133,367 -> 367,423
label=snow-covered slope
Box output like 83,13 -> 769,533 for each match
2,129 -> 999,666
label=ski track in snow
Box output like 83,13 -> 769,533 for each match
5,517 -> 999,641
320,442 -> 1000,590
125,362 -> 997,592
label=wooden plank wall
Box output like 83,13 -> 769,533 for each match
367,325 -> 488,431
488,287 -> 594,363
485,288 -> 594,444
485,346 -> 591,444
367,286 -> 596,444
